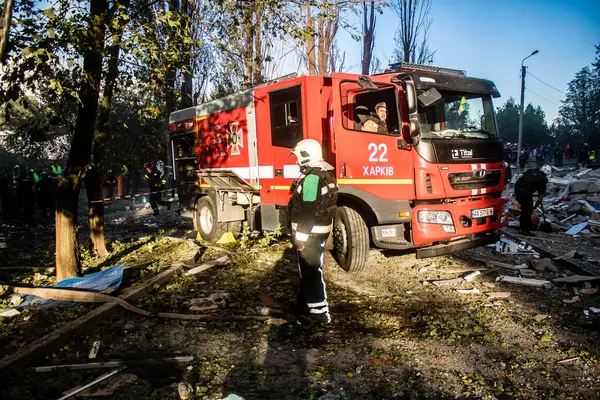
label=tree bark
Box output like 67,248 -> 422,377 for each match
361,1 -> 375,75
0,0 -> 14,63
305,6 -> 316,76
180,0 -> 193,108
55,0 -> 108,281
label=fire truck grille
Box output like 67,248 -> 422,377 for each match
447,169 -> 502,190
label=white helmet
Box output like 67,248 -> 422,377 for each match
540,164 -> 552,176
291,139 -> 333,171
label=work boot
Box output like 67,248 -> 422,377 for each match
296,314 -> 331,326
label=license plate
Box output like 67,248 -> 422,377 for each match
471,207 -> 494,218
381,228 -> 396,238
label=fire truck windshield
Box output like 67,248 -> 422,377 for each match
417,91 -> 498,140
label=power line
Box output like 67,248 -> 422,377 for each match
525,88 -> 562,107
527,71 -> 566,94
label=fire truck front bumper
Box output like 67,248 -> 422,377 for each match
411,195 -> 507,251
415,231 -> 500,258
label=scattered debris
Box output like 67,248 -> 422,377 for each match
553,250 -> 579,261
519,269 -> 537,278
184,256 -> 229,276
88,341 -> 101,359
580,288 -> 598,295
486,292 -> 512,299
463,271 -> 481,282
455,288 -> 480,294
178,382 -> 194,400
0,308 -> 21,318
589,307 -> 600,313
562,296 -> 580,304
76,373 -> 138,397
473,258 -> 527,270
265,318 -> 288,326
533,314 -> 550,322
552,275 -> 600,284
57,368 -> 123,400
566,222 -> 588,235
497,276 -> 552,289
530,258 -> 551,271
557,357 -> 580,365
431,278 -> 463,287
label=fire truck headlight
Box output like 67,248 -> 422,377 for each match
418,210 -> 453,225
442,225 -> 456,233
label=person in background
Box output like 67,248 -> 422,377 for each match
288,139 -> 338,325
518,150 -> 529,172
144,162 -> 170,216
514,164 -> 551,236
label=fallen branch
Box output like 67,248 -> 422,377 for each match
2,285 -> 271,322
33,356 -> 193,372
557,357 -> 580,365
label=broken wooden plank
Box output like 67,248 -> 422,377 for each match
0,263 -> 184,378
456,288 -> 480,294
486,292 -> 512,299
33,356 -> 194,372
473,258 -> 526,270
184,256 -> 229,276
497,275 -> 551,288
463,271 -> 482,282
553,250 -> 578,261
431,278 -> 463,287
552,275 -> 600,283
557,357 -> 580,365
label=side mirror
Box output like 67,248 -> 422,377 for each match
405,80 -> 417,114
358,75 -> 378,92
417,87 -> 442,107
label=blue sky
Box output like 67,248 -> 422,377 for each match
331,0 -> 600,124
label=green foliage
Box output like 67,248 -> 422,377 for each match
496,97 -> 551,146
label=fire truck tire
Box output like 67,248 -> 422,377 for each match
332,206 -> 369,273
195,196 -> 227,242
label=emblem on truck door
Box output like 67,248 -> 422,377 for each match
227,122 -> 244,156
451,149 -> 473,159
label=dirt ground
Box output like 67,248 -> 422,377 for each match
1,197 -> 600,400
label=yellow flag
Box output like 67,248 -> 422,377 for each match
458,97 -> 467,113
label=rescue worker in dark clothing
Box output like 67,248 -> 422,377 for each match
514,164 -> 551,236
144,162 -> 170,216
289,139 -> 338,325
0,169 -> 12,219
518,150 -> 528,171
36,171 -> 57,221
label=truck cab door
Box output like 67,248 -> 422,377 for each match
330,74 -> 415,208
254,82 -> 306,231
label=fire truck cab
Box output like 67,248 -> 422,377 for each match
169,63 -> 508,272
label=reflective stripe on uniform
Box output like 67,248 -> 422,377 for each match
291,223 -> 332,234
295,232 -> 309,242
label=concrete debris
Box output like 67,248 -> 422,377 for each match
497,275 -> 552,289
533,314 -> 550,322
0,308 -> 21,318
178,382 -> 194,400
519,269 -> 537,278
553,250 -> 579,261
530,258 -> 552,271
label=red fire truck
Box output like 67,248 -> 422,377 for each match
168,63 -> 508,272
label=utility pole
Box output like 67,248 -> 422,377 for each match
517,50 -> 539,161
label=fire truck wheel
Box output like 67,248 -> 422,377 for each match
195,196 -> 227,242
332,206 -> 369,273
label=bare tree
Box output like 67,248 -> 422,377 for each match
361,0 -> 376,74
301,0 -> 341,76
391,0 -> 435,65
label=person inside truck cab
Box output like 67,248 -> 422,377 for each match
359,102 -> 388,134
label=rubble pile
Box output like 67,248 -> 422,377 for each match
507,166 -> 600,235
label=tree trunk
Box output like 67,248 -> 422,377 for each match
242,0 -> 254,88
55,0 -> 108,281
252,3 -> 263,85
361,1 -> 375,75
180,0 -> 193,108
0,0 -> 14,63
305,6 -> 316,76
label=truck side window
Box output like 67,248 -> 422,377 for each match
269,85 -> 303,148
340,83 -> 401,136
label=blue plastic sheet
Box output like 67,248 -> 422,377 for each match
18,264 -> 125,308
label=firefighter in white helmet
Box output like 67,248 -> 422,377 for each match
289,139 -> 338,325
